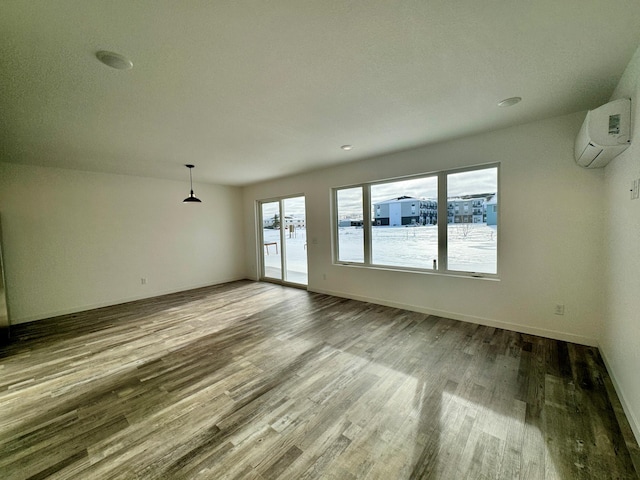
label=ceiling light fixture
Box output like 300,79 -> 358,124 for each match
96,50 -> 133,70
183,164 -> 202,203
497,97 -> 522,108
341,145 -> 353,151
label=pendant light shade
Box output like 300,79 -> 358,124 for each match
183,164 -> 202,203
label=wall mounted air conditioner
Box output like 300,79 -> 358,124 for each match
574,98 -> 631,168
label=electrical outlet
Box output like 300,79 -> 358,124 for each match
141,278 -> 147,285
631,178 -> 640,200
554,304 -> 565,315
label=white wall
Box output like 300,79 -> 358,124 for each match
602,45 -> 640,441
243,111 -> 605,346
0,162 -> 245,323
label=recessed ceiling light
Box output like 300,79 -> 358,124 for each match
341,145 -> 353,151
497,97 -> 522,108
96,50 -> 133,70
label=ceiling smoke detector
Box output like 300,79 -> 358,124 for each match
497,97 -> 522,108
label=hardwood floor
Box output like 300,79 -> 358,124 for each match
1,281 -> 638,479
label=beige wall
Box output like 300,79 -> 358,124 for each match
243,111 -> 605,346
0,163 -> 245,323
603,45 -> 640,441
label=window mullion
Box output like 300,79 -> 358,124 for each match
279,199 -> 287,279
362,184 -> 372,265
437,172 -> 447,272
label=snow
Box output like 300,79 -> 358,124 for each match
262,223 -> 497,284
338,223 -> 497,274
262,228 -> 308,284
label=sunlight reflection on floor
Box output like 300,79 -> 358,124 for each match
433,391 -> 561,479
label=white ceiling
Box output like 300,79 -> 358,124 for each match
1,1 -> 640,186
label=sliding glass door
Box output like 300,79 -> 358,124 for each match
259,196 -> 307,286
261,201 -> 282,281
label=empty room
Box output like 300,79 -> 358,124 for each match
1,2 -> 640,479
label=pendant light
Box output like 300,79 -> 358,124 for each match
183,164 -> 202,203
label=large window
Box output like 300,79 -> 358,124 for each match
333,164 -> 498,276
371,176 -> 438,269
336,187 -> 364,263
447,168 -> 498,274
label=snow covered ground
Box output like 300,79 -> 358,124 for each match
262,223 -> 497,284
339,224 -> 497,273
262,228 -> 308,284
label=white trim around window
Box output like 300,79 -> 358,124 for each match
332,163 -> 500,278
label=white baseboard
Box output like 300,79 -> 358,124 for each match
11,276 -> 247,325
598,346 -> 640,445
308,286 -> 599,347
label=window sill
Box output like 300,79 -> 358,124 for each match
333,261 -> 500,281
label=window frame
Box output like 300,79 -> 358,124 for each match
257,193 -> 309,287
332,163 -> 500,278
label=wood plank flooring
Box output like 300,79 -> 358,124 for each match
0,280 -> 638,479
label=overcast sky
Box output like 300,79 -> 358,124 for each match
338,167 -> 497,218
261,196 -> 306,218
262,168 -> 497,220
